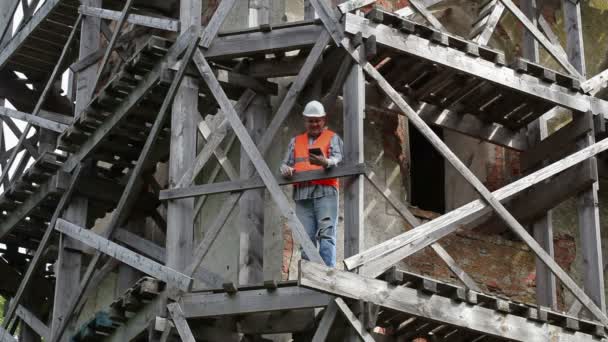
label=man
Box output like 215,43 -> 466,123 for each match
280,100 -> 343,267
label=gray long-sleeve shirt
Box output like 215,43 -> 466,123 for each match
281,131 -> 343,200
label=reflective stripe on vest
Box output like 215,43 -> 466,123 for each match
293,129 -> 339,188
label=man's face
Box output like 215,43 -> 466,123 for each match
304,116 -> 326,137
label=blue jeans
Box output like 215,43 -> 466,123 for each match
295,193 -> 338,267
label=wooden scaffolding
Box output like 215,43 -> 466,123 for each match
0,0 -> 607,341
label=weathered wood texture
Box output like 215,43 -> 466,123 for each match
340,35 -> 608,324
300,261 -> 602,342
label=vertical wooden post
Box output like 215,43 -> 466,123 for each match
240,3 -> 270,286
166,0 -> 201,272
51,1 -> 99,340
521,0 -> 557,310
342,48 -> 365,258
238,95 -> 269,285
563,0 -> 606,313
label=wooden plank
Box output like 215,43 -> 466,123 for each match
408,0 -> 446,31
179,286 -> 332,318
197,120 -> 239,180
334,298 -> 376,342
473,2 -> 505,45
200,0 -> 237,48
341,31 -> 608,324
2,117 -> 40,159
193,48 -> 324,264
311,300 -> 338,342
0,106 -> 68,133
338,0 -> 376,13
499,0 -> 582,78
15,305 -> 50,342
162,164 -> 366,200
167,303 -> 196,342
299,261 -> 602,342
79,5 -> 179,31
55,218 -> 193,291
206,23 -> 324,59
343,13 -> 608,115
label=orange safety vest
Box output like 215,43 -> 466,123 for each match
293,129 -> 339,188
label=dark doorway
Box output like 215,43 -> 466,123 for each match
409,125 -> 445,213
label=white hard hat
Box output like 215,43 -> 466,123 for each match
302,100 -> 326,117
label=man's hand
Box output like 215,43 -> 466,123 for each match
309,154 -> 329,167
280,164 -> 295,177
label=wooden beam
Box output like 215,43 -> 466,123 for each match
537,15 -> 568,62
0,106 -> 67,133
408,0 -> 446,31
55,219 -> 193,291
414,103 -> 528,151
343,49 -> 365,258
205,23 -> 324,59
193,48 -> 324,264
582,68 -> 608,95
473,2 -> 505,45
308,0 -> 345,46
238,95 -> 269,285
90,0 -> 134,94
343,13 -> 607,115
179,286 -> 332,318
161,164 -> 366,200
15,305 -> 50,341
334,298 -> 376,342
167,303 -> 196,342
200,0 -> 237,48
79,5 -> 179,31
499,0 -> 582,78
114,228 -> 166,263
299,261 -> 602,342
311,300 -> 338,342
